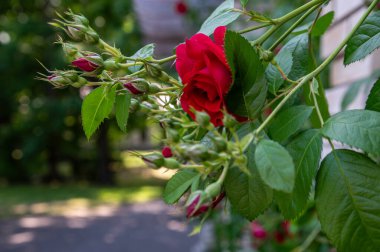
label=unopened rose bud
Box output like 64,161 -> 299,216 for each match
204,182 -> 222,199
261,50 -> 274,62
223,113 -> 238,128
195,111 -> 211,128
187,144 -> 209,160
148,83 -> 162,94
186,191 -> 225,218
145,64 -> 170,82
251,222 -> 267,240
129,99 -> 140,112
103,59 -> 120,71
45,71 -> 87,88
212,136 -> 227,152
61,42 -> 79,58
123,79 -> 149,95
72,54 -> 102,72
162,146 -> 173,158
163,158 -> 180,169
67,26 -> 85,41
142,153 -> 165,169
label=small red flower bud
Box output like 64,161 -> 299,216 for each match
162,146 -> 173,158
72,57 -> 99,72
175,1 -> 188,15
124,82 -> 143,95
251,222 -> 267,240
186,192 -> 225,218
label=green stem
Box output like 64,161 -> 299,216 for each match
274,0 -> 324,24
269,4 -> 320,51
292,224 -> 321,252
217,161 -> 229,184
239,23 -> 273,34
310,81 -> 325,126
254,0 -> 324,45
151,55 -> 176,64
254,0 -> 379,136
99,39 -> 122,57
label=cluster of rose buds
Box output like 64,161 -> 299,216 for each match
42,11 -> 255,221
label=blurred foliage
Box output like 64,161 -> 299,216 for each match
0,0 -> 143,184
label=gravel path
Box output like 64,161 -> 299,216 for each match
0,201 -> 204,252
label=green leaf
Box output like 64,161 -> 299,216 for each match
128,43 -> 155,72
163,170 -> 199,204
255,139 -> 295,193
225,143 -> 273,220
82,85 -> 116,139
131,43 -> 155,59
280,34 -> 309,81
115,92 -> 132,133
344,11 -> 380,65
268,105 -> 314,142
199,0 -> 240,36
316,150 -> 380,252
366,79 -> 380,112
321,110 -> 380,155
311,11 -> 334,37
240,0 -> 249,8
265,50 -> 293,95
275,130 -> 322,219
225,31 -> 266,120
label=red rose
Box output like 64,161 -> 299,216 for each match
176,26 -> 232,126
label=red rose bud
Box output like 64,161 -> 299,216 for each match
142,153 -> 165,169
251,222 -> 267,240
123,79 -> 149,95
162,146 -> 173,158
175,1 -> 188,15
186,192 -> 225,218
72,57 -> 99,72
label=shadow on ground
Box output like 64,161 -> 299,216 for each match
0,201 -> 201,252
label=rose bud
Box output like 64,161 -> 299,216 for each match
163,158 -> 180,169
222,113 -> 238,129
72,54 -> 102,72
204,181 -> 222,199
123,79 -> 149,95
187,144 -> 209,160
129,98 -> 140,112
175,1 -> 188,15
67,26 -> 85,41
195,111 -> 211,128
145,64 -> 170,82
162,146 -> 173,158
251,222 -> 267,240
142,153 -> 165,169
186,191 -> 225,218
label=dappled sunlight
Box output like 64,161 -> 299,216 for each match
18,217 -> 54,228
7,232 -> 35,245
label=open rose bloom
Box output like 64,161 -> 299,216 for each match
176,26 -> 232,126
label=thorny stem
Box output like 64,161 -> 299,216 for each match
269,4 -> 321,51
254,0 -> 325,46
253,0 -> 379,138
